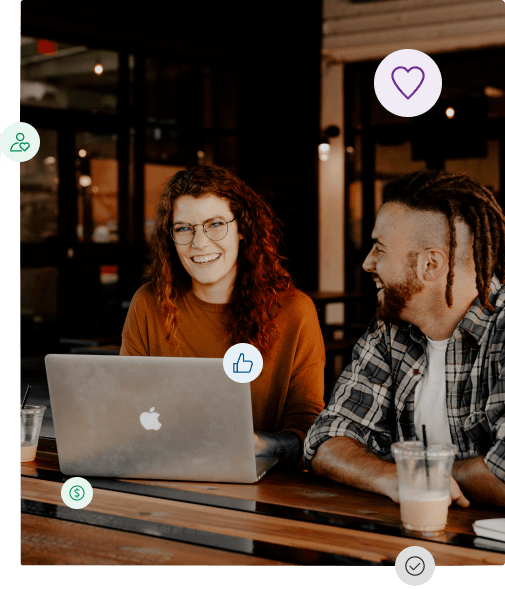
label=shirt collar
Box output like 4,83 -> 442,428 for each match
395,274 -> 504,345
458,275 -> 504,344
388,318 -> 426,345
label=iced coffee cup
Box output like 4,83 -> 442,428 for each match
21,405 -> 46,462
392,441 -> 456,534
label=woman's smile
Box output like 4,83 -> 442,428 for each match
190,253 -> 222,265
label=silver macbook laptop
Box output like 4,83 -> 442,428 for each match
45,354 -> 277,483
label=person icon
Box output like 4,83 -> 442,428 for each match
11,132 -> 30,152
0,122 -> 40,161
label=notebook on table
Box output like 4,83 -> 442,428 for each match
45,354 -> 277,483
472,518 -> 505,543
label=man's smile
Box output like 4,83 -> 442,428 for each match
372,275 -> 385,294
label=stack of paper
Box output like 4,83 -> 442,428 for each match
472,519 -> 505,543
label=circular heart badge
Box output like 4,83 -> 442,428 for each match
374,49 -> 442,118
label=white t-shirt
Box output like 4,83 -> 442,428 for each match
413,336 -> 452,445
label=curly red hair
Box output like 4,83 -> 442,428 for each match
143,165 -> 297,357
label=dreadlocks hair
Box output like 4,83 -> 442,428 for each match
382,169 -> 505,312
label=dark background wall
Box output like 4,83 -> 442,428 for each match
21,1 -> 322,355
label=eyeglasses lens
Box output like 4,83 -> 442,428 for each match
171,218 -> 228,244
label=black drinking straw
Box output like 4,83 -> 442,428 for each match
422,424 -> 430,488
21,384 -> 31,409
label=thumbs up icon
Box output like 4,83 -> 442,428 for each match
224,343 -> 262,383
233,353 -> 253,373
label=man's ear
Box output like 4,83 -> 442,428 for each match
421,248 -> 448,281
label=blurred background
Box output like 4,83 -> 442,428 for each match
20,0 -> 505,419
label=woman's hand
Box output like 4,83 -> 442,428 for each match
254,433 -> 267,455
254,431 -> 301,466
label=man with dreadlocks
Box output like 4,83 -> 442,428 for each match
304,170 -> 505,507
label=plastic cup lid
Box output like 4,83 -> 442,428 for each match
20,405 -> 47,415
391,440 -> 456,458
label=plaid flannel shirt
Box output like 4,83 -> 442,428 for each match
304,275 -> 505,483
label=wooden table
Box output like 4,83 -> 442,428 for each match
21,439 -> 505,566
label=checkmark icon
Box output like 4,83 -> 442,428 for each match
405,556 -> 425,576
397,549 -> 434,584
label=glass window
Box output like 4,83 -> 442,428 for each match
21,36 -> 118,112
146,58 -> 201,125
374,142 -> 426,214
203,66 -> 237,130
145,58 -> 239,172
446,139 -> 500,196
146,125 -> 193,166
144,164 -> 186,240
203,133 -> 237,172
21,128 -> 58,243
75,132 -> 118,242
348,181 -> 362,250
21,267 -> 58,319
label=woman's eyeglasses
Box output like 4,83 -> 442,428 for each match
170,217 -> 236,245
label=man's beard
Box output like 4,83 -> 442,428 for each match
375,253 -> 424,325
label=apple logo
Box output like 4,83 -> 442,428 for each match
140,407 -> 162,431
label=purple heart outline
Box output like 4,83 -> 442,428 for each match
391,66 -> 425,100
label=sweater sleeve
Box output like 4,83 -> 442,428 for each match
120,286 -> 151,356
279,294 -> 326,461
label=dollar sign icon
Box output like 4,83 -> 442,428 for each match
70,485 -> 85,501
62,478 -> 92,509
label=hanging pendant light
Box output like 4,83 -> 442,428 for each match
94,59 -> 104,75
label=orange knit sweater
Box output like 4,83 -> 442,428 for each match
120,283 -> 325,446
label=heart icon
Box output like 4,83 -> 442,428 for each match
19,142 -> 31,151
391,66 -> 425,100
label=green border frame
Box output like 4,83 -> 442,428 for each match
0,0 -> 505,589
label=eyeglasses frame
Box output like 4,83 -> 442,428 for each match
169,217 -> 236,245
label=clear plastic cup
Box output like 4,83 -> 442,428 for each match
392,441 -> 456,534
21,405 -> 46,462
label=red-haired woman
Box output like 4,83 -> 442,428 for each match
120,165 -> 325,466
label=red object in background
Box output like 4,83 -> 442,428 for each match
37,39 -> 57,55
100,265 -> 119,277
100,265 -> 119,285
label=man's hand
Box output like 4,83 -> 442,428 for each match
452,455 -> 505,507
450,476 -> 470,507
377,476 -> 468,507
312,437 -> 471,507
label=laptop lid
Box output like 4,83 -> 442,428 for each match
45,354 -> 264,483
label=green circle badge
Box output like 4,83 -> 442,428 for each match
0,122 -> 41,162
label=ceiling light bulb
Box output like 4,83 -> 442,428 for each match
94,63 -> 104,75
445,107 -> 455,119
318,142 -> 330,162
